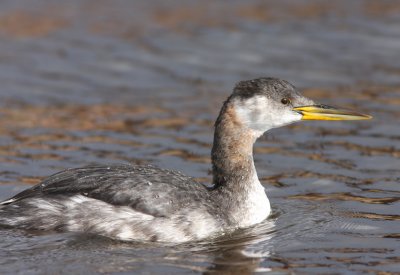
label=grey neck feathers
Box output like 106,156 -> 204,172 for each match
211,100 -> 258,191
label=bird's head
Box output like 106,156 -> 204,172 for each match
229,77 -> 371,136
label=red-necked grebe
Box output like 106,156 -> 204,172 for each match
0,77 -> 371,242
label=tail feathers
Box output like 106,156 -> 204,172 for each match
0,198 -> 17,206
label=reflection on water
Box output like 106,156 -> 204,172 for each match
0,0 -> 399,274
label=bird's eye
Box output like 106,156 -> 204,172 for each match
281,98 -> 291,105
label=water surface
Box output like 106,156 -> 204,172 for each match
0,0 -> 399,274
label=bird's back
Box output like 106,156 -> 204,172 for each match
0,165 -> 219,242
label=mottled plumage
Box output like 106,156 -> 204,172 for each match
0,77 -> 370,242
0,165 -> 224,242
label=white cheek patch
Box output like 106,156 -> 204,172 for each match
234,96 -> 302,133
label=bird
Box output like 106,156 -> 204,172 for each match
0,77 -> 371,243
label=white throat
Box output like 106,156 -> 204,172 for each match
243,169 -> 271,227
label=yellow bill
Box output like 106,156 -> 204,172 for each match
293,105 -> 372,121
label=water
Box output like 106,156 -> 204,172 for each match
0,0 -> 399,273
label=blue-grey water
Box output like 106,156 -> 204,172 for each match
0,0 -> 399,274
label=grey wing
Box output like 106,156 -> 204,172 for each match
0,164 -> 209,217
